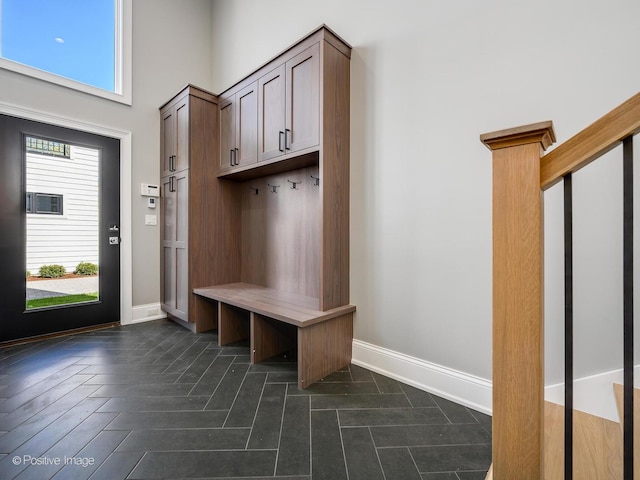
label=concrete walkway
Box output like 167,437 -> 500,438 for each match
26,276 -> 99,300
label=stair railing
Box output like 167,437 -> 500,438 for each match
480,92 -> 640,480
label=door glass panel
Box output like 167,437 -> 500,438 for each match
25,136 -> 100,309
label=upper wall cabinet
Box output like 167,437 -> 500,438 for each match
219,82 -> 258,171
217,26 -> 348,180
161,96 -> 190,176
258,43 -> 319,162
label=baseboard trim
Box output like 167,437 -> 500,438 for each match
351,339 -> 492,415
545,365 -> 640,422
127,303 -> 167,325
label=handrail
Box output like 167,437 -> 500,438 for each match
540,91 -> 640,190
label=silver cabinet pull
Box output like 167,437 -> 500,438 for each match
285,129 -> 291,150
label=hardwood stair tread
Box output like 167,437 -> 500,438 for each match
486,397 -> 631,480
612,383 -> 639,478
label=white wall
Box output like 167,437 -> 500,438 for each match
26,146 -> 99,273
0,0 -> 214,306
211,0 -> 640,405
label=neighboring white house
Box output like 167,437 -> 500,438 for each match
25,138 -> 99,275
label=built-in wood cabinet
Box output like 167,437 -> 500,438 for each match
161,26 -> 353,385
159,85 -> 219,332
219,82 -> 258,171
212,25 -> 351,310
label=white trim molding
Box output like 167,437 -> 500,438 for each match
545,365 -> 640,422
352,339 -> 493,415
130,303 -> 167,325
0,101 -> 133,326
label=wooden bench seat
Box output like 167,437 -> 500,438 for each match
194,283 -> 355,388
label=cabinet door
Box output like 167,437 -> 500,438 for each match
174,99 -> 190,172
236,83 -> 258,167
160,175 -> 176,313
285,43 -> 320,154
174,170 -> 189,320
219,96 -> 236,170
160,108 -> 175,177
160,172 -> 189,321
258,64 -> 286,162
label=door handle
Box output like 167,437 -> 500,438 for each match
169,175 -> 175,192
230,149 -> 234,167
279,131 -> 285,152
234,148 -> 239,165
109,225 -> 120,245
285,129 -> 291,150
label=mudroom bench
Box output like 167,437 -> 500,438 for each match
194,283 -> 355,388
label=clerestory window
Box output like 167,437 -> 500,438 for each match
0,0 -> 132,104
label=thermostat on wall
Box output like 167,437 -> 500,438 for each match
140,183 -> 159,197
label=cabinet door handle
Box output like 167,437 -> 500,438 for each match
172,155 -> 176,171
234,148 -> 239,165
169,175 -> 175,192
279,131 -> 285,152
230,149 -> 234,167
285,129 -> 291,150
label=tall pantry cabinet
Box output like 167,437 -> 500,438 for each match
159,85 -> 219,332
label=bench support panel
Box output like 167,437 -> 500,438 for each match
298,312 -> 353,389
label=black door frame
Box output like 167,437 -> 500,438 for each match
0,114 -> 122,342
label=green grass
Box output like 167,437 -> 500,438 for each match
26,292 -> 99,309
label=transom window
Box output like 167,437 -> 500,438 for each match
26,137 -> 71,159
0,0 -> 131,104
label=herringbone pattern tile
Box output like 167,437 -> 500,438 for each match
0,320 -> 491,479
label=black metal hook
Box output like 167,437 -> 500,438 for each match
310,175 -> 320,186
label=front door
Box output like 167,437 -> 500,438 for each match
0,114 -> 120,342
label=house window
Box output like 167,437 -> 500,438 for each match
0,0 -> 132,104
26,137 -> 71,158
27,193 -> 63,215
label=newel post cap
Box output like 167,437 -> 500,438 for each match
480,121 -> 556,152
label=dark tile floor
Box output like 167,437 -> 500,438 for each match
0,319 -> 492,479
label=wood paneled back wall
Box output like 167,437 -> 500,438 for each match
240,165 -> 320,301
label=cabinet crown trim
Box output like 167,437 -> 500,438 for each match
218,25 -> 351,97
160,84 -> 218,110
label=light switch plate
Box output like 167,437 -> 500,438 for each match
145,215 -> 157,226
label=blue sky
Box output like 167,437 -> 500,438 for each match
1,0 -> 115,91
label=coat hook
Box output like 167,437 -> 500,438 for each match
310,175 -> 320,186
249,186 -> 259,195
267,184 -> 279,193
288,179 -> 301,189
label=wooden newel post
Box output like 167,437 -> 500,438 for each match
480,122 -> 556,480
